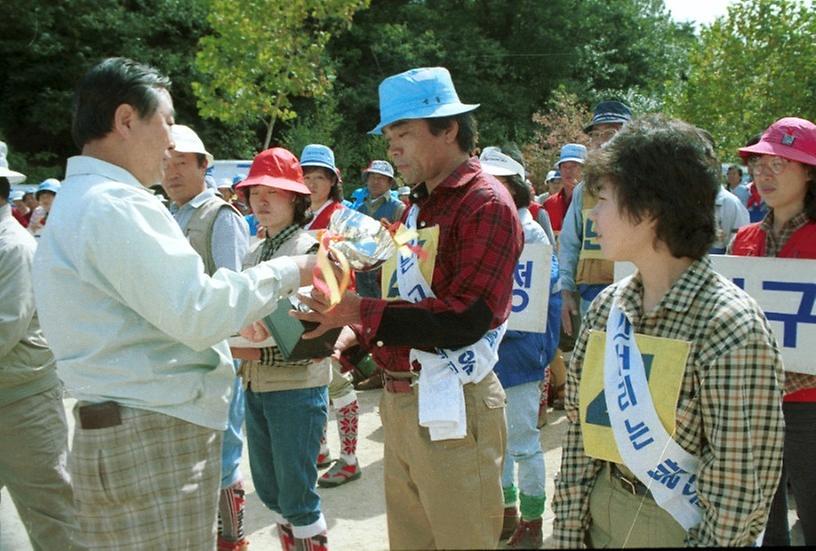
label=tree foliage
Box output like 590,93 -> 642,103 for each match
194,0 -> 370,150
0,0 -> 696,182
524,89 -> 592,184
666,0 -> 816,161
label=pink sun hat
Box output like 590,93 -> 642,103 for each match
739,117 -> 816,167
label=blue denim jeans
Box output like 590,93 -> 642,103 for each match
501,381 -> 546,499
245,385 -> 328,528
221,372 -> 245,488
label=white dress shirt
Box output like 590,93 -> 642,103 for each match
32,156 -> 300,430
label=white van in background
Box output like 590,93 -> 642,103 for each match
206,159 -> 252,186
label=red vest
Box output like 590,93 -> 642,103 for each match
731,220 -> 816,401
542,189 -> 571,232
528,201 -> 541,220
731,221 -> 816,258
307,201 -> 344,231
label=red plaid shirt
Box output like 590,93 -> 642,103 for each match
355,157 -> 523,372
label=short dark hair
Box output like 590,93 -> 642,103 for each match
426,112 -> 478,153
293,193 -> 314,227
728,164 -> 743,177
195,153 -> 208,169
0,177 -> 9,202
302,166 -> 343,202
35,189 -> 56,201
585,115 -> 719,259
499,174 -> 531,209
240,187 -> 314,227
72,57 -> 172,148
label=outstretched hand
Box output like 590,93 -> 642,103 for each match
291,287 -> 363,339
239,320 -> 270,343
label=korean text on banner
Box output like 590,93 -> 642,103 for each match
508,242 -> 552,333
614,256 -> 816,374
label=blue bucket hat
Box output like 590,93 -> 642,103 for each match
584,100 -> 632,133
369,67 -> 479,135
36,178 -> 61,197
555,144 -> 587,167
300,144 -> 341,180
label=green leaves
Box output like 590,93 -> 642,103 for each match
667,0 -> 816,160
193,0 -> 370,149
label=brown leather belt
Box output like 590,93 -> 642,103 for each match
78,401 -> 123,430
382,371 -> 416,394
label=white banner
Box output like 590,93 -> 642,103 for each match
508,242 -> 553,333
615,256 -> 816,374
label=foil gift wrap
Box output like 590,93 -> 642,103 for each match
326,208 -> 396,271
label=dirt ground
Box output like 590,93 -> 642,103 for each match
1,389 -> 802,550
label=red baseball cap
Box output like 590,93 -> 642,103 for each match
739,117 -> 816,167
235,148 -> 311,195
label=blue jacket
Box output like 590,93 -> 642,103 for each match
494,209 -> 562,389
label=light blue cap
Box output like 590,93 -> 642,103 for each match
9,190 -> 25,201
299,144 -> 340,176
36,178 -> 61,195
556,143 -> 587,167
370,67 -> 479,135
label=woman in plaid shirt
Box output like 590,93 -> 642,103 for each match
551,115 -> 785,547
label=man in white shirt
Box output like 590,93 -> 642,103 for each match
32,57 -> 315,550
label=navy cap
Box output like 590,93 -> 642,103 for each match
584,100 -> 632,133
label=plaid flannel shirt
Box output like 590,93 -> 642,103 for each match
551,256 -> 784,547
355,157 -> 523,371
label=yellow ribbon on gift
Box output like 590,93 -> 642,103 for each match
312,220 -> 425,309
313,233 -> 351,308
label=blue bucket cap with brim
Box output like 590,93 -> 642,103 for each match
36,178 -> 61,195
369,67 -> 479,135
299,144 -> 341,180
555,143 -> 587,167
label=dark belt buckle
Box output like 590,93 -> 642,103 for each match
78,401 -> 122,430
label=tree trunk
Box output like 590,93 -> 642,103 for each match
262,95 -> 285,150
263,116 -> 276,150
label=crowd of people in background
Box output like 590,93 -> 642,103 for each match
1,54 -> 815,551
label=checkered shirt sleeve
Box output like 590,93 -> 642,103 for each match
551,257 -> 785,547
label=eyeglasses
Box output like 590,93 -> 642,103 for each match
747,156 -> 789,176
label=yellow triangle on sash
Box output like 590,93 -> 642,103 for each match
380,225 -> 439,300
579,330 -> 691,464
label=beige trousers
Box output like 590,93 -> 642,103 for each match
380,371 -> 507,549
587,464 -> 686,548
0,386 -> 85,550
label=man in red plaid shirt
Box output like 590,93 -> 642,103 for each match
297,67 -> 523,549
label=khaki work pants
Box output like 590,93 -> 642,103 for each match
380,371 -> 507,550
587,464 -> 686,548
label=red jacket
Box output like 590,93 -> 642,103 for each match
731,221 -> 816,258
542,189 -> 570,232
731,220 -> 816,401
